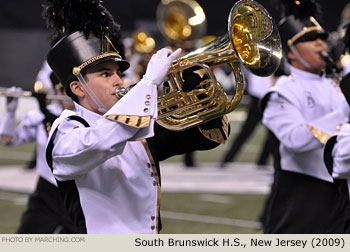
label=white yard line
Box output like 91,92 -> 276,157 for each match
0,191 -> 28,205
161,210 -> 261,229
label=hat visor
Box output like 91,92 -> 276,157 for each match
294,30 -> 329,44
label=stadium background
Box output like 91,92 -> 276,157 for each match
0,0 -> 349,233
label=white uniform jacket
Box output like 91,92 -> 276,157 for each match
46,80 -> 224,234
0,104 -> 62,185
262,66 -> 348,182
46,81 -> 158,234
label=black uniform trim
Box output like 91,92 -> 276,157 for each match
55,180 -> 87,233
68,115 -> 90,127
45,115 -> 90,234
323,135 -> 338,175
264,169 -> 349,234
340,73 -> 350,107
16,176 -> 77,234
259,92 -> 273,118
146,122 -> 223,231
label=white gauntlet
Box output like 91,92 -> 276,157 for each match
6,87 -> 22,113
143,48 -> 182,86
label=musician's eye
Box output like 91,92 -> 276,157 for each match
101,72 -> 111,78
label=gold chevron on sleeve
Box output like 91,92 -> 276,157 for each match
104,115 -> 151,128
306,124 -> 330,145
222,115 -> 230,140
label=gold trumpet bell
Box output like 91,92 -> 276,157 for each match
229,1 -> 282,76
157,0 -> 207,46
156,0 -> 282,131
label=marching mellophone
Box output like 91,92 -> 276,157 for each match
118,0 -> 282,131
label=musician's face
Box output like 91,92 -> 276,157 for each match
83,61 -> 124,113
289,38 -> 327,74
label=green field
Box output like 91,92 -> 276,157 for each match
0,108 -> 270,234
0,191 -> 266,234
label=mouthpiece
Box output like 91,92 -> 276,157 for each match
115,84 -> 136,99
320,51 -> 331,62
320,51 -> 337,66
319,51 -> 341,79
320,51 -> 328,58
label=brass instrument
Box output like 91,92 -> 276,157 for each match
156,0 -> 282,131
157,0 -> 207,47
123,31 -> 157,86
133,31 -> 156,54
0,86 -> 70,101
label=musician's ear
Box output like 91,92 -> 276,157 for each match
70,81 -> 84,99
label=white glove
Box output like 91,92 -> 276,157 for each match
340,99 -> 350,119
6,87 -> 22,113
143,48 -> 182,86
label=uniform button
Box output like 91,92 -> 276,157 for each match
145,101 -> 150,106
151,225 -> 155,230
153,181 -> 158,186
146,94 -> 151,99
147,163 -> 151,168
144,108 -> 149,113
336,125 -> 341,130
150,172 -> 154,177
151,215 -> 155,221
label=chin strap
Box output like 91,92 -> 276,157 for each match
76,73 -> 108,114
290,45 -> 318,71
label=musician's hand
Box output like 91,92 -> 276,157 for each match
6,87 -> 21,113
182,66 -> 208,92
143,48 -> 182,86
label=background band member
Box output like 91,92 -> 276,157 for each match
260,0 -> 349,233
0,62 -> 75,233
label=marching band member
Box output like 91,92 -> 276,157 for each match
43,0 -> 229,234
0,61 -> 75,233
260,0 -> 349,233
322,3 -> 350,235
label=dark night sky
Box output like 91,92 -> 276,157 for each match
0,0 -> 349,89
0,0 -> 348,33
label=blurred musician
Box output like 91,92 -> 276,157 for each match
0,61 -> 75,233
260,0 -> 349,233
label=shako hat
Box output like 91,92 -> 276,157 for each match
42,0 -> 130,99
277,0 -> 328,50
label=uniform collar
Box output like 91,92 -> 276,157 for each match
290,65 -> 325,81
73,102 -> 101,125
